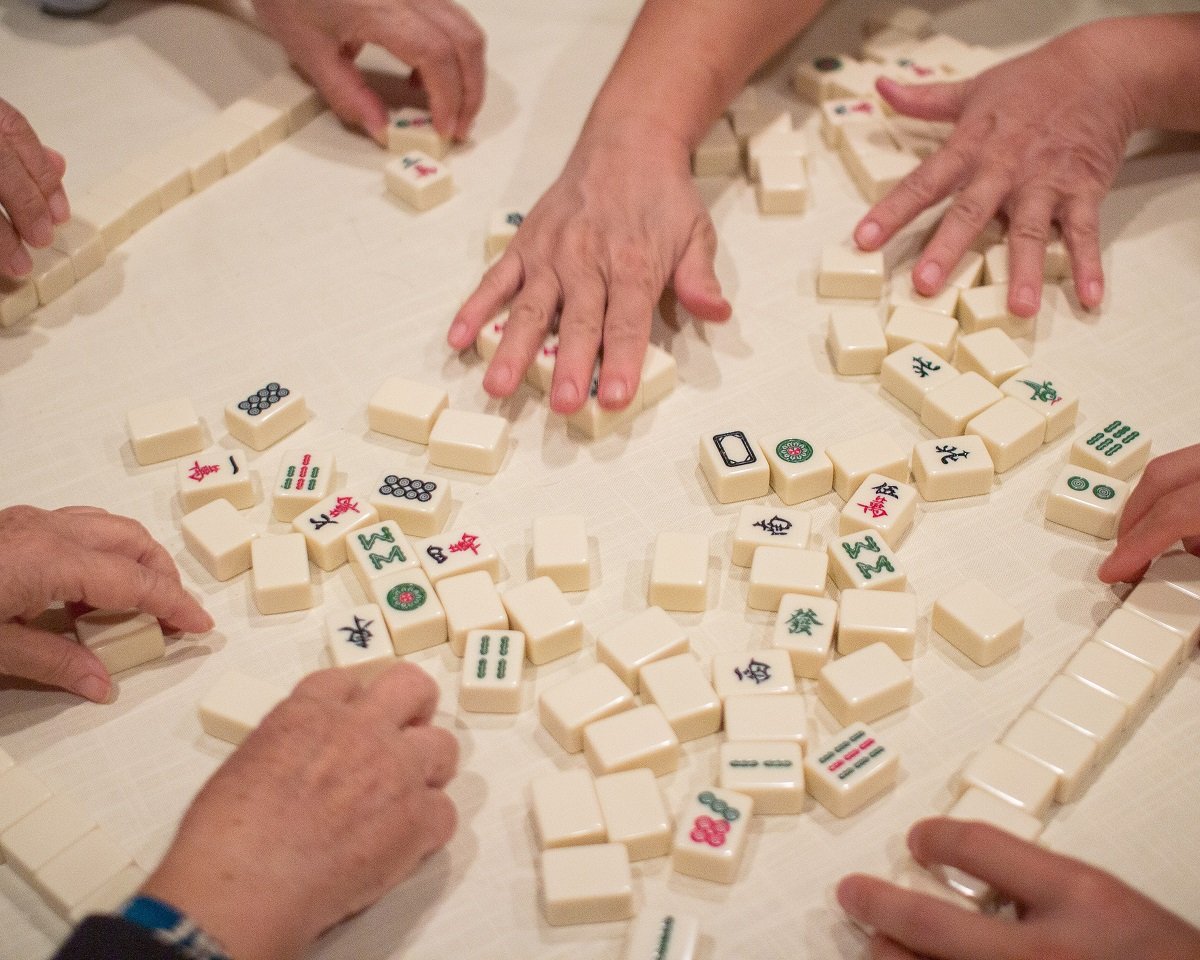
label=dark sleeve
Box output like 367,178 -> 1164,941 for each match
53,915 -> 186,960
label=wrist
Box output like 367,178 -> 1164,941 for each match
1068,17 -> 1162,134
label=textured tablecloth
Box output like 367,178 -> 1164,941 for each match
2,0 -> 1200,957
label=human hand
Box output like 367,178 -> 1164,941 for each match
0,97 -> 71,280
251,0 -> 485,144
141,663 -> 458,960
854,20 -> 1140,317
1098,443 -> 1200,584
447,121 -> 731,413
838,817 -> 1200,959
0,505 -> 212,702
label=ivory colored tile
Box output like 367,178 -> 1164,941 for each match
250,69 -> 322,133
827,306 -> 887,375
826,431 -> 909,501
1069,418 -> 1151,481
223,96 -> 288,149
294,493 -> 378,571
649,531 -> 710,612
672,787 -> 753,883
541,843 -> 633,925
772,595 -> 838,678
1144,551 -> 1200,601
759,433 -> 834,504
819,99 -> 882,148
459,630 -> 524,713
346,520 -> 419,590
531,769 -> 606,849
748,547 -> 828,610
126,397 -> 204,465
417,526 -> 501,582
712,649 -> 795,699
596,607 -> 689,693
884,305 -> 958,359
888,272 -> 959,317
502,576 -> 582,665
732,504 -> 811,568
638,343 -> 678,408
1002,368 -> 1080,441
51,216 -> 106,282
66,190 -> 130,254
621,912 -> 699,960
369,471 -> 451,538
428,410 -> 510,474
438,570 -> 508,656
225,381 -> 306,452
368,377 -> 448,444
1,794 -> 96,883
486,208 -> 523,259
539,663 -> 636,753
271,449 -> 334,522
805,724 -> 897,817
982,243 -> 1008,285
844,144 -> 920,204
565,364 -> 643,439
595,768 -> 673,860
385,151 -> 454,211
88,168 -> 160,234
954,328 -> 1029,385
723,693 -> 807,748
827,531 -> 906,592
956,283 -> 1025,336
942,787 -> 1043,901
66,862 -> 146,924
1001,709 -> 1098,803
748,127 -> 807,180
756,154 -> 809,214
943,250 -> 984,289
475,311 -> 507,361
932,579 -> 1022,666
639,654 -> 721,742
1044,466 -> 1129,540
527,335 -> 558,395
0,767 -> 53,834
0,276 -> 38,327
891,863 -> 980,914
25,244 -> 72,305
74,609 -> 165,676
158,126 -> 226,192
880,343 -> 959,413
1121,581 -> 1200,646
955,742 -> 1057,819
1033,674 -> 1127,756
122,148 -> 191,212
818,642 -> 912,725
818,243 -> 885,299
920,372 -> 1001,438
34,828 -> 134,920
325,604 -> 395,680
693,117 -> 740,176
837,589 -> 917,659
177,446 -> 254,511
718,740 -> 805,814
533,514 -> 591,591
793,54 -> 860,104
371,570 -> 447,654
583,704 -> 681,777
699,429 -> 770,503
387,107 -> 447,158
839,473 -> 918,548
911,435 -> 994,501
1095,607 -> 1187,685
198,670 -> 288,745
251,534 -> 314,614
966,397 -> 1045,473
181,498 -> 257,582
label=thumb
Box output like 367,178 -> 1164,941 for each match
876,75 -> 969,123
672,218 -> 731,323
0,623 -> 112,703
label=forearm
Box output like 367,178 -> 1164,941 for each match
578,0 -> 827,157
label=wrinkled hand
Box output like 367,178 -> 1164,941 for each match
252,0 -> 485,144
0,505 -> 212,702
0,98 -> 70,280
838,818 -> 1200,960
448,123 -> 730,413
142,664 -> 459,960
855,21 -> 1139,317
1099,443 -> 1200,584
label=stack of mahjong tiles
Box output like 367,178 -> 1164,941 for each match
896,549 -> 1200,906
691,86 -> 810,215
793,9 -> 1007,205
0,70 -> 323,329
0,747 -> 146,924
474,311 -> 679,439
382,107 -> 456,211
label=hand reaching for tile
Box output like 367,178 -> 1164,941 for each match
0,98 -> 70,280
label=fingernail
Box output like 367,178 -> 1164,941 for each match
600,380 -> 628,407
486,365 -> 514,394
553,380 -> 578,409
1086,279 -> 1103,306
856,220 -> 882,248
79,675 -> 112,704
7,247 -> 32,277
916,261 -> 942,290
49,189 -> 70,224
1014,285 -> 1038,314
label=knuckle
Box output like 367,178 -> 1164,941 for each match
945,191 -> 994,231
1008,219 -> 1050,245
